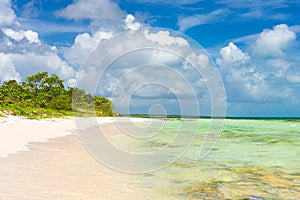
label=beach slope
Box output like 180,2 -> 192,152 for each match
0,117 -> 147,200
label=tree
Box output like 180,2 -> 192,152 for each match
0,72 -> 114,117
40,74 -> 65,106
0,80 -> 24,106
26,72 -> 48,97
84,93 -> 94,104
94,96 -> 113,116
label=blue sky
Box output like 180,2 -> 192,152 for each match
0,0 -> 300,117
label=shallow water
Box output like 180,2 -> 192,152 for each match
111,119 -> 300,199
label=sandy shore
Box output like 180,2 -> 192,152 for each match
0,116 -> 152,200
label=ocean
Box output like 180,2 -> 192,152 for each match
109,118 -> 300,199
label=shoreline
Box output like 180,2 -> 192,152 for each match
0,116 -> 153,158
0,116 -> 75,158
1,116 -> 299,199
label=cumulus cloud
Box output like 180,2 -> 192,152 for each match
0,1 -> 75,86
0,53 -> 21,82
216,42 -> 292,102
9,53 -> 75,80
0,0 -> 16,27
125,14 -> 142,31
2,28 -> 41,45
0,0 -> 143,91
178,9 -> 226,32
78,29 -> 194,93
216,42 -> 250,67
0,36 -> 70,79
63,31 -> 113,67
144,29 -> 189,47
56,0 -> 126,31
0,30 -> 56,56
223,65 -> 291,102
73,28 -> 225,115
0,0 -> 83,88
253,24 -> 296,58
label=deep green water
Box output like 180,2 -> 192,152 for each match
112,119 -> 300,199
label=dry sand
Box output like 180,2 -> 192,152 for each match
0,117 -> 152,200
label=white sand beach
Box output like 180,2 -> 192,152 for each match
0,116 -> 74,158
0,116 -> 153,200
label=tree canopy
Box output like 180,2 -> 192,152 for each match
0,72 -> 114,118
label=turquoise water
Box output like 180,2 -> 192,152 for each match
112,119 -> 300,199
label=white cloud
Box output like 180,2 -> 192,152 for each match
3,29 -> 26,41
74,28 -> 225,116
186,53 -> 210,70
253,24 -> 296,58
0,18 -> 75,86
266,59 -> 293,70
223,65 -> 291,102
125,14 -> 142,31
56,1 -> 144,33
63,31 -> 113,67
0,53 -> 21,82
56,0 -> 126,31
0,0 -> 16,27
0,27 -> 56,56
8,53 -> 75,81
0,0 -> 77,86
144,29 -> 189,46
216,42 -> 292,102
216,42 -> 250,67
178,9 -> 226,32
265,58 -> 294,78
2,28 -> 41,45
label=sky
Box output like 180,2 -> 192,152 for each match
0,0 -> 300,117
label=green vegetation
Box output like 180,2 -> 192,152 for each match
0,72 -> 114,118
